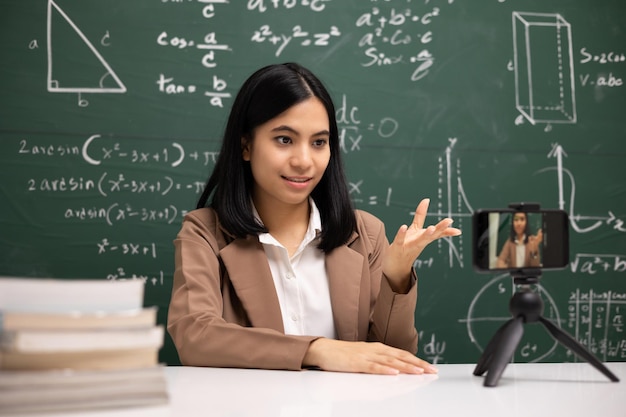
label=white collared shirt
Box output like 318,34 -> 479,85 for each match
255,200 -> 336,339
514,235 -> 526,267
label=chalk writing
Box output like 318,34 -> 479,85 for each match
579,48 -> 626,64
419,331 -> 446,364
513,12 -> 576,125
336,94 -> 399,154
156,73 -> 231,106
64,204 -> 180,226
156,74 -> 198,94
107,268 -> 166,287
97,239 -> 158,258
250,25 -> 341,57
570,254 -> 626,275
196,0 -> 230,20
28,177 -> 95,192
567,289 -> 626,360
414,257 -> 434,269
434,138 -> 470,269
203,75 -> 232,107
26,175 -> 202,196
46,0 -> 126,106
188,150 -> 220,165
96,173 -> 204,197
18,140 -> 81,157
519,342 -> 539,358
579,72 -> 624,88
539,144 -> 626,234
153,2 -> 232,106
247,0 -> 330,13
82,135 -> 186,167
348,180 -> 393,207
355,2 -> 447,81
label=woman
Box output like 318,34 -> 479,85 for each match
496,212 -> 542,268
167,63 -> 461,375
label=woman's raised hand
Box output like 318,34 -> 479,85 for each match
382,198 -> 462,291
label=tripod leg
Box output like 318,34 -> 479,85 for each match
474,319 -> 512,376
538,317 -> 620,382
483,316 -> 525,387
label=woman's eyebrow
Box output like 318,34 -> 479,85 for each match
270,125 -> 330,137
271,125 -> 297,134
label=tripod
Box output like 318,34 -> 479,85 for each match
473,274 -> 620,387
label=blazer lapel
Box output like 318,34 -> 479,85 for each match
220,237 -> 284,333
326,241 -> 364,341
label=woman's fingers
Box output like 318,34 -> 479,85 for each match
410,198 -> 430,230
304,339 -> 438,375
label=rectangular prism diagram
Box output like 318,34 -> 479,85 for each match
513,12 -> 576,124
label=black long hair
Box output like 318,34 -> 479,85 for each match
196,63 -> 356,252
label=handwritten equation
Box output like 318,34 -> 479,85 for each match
355,3 -> 448,81
17,133 -> 626,278
97,239 -> 158,258
64,204 -> 181,226
27,173 -> 205,197
251,24 -> 341,57
107,267 -> 165,287
152,0 -> 338,107
567,289 -> 626,360
42,0 -> 458,109
570,254 -> 626,275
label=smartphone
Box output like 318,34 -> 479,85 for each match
472,208 -> 569,272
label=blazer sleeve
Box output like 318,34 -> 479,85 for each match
358,211 -> 419,354
167,211 -> 317,371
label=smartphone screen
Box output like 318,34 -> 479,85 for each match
472,209 -> 569,272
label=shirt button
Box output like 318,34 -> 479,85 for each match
290,313 -> 298,322
285,272 -> 295,280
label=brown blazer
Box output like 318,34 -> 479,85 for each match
167,207 -> 418,371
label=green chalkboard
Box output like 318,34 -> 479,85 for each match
1,0 -> 625,366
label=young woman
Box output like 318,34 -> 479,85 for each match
167,63 -> 461,375
496,212 -> 543,268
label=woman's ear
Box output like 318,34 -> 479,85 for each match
241,137 -> 251,161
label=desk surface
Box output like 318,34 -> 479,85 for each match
15,362 -> 626,417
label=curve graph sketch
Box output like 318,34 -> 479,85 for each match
461,274 -> 561,363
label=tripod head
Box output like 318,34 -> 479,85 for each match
510,268 -> 542,285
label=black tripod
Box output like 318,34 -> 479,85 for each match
473,273 -> 620,387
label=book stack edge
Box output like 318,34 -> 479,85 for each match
0,277 -> 169,414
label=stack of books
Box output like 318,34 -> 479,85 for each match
0,277 -> 169,414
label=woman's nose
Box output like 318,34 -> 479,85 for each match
290,144 -> 312,167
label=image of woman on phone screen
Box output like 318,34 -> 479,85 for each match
496,212 -> 542,269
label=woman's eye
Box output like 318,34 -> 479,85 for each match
276,136 -> 291,144
313,139 -> 328,147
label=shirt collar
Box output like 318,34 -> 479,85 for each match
514,234 -> 527,245
254,198 -> 322,247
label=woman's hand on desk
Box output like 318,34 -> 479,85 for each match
302,338 -> 438,375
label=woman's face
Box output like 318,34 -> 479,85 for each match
243,97 -> 331,211
513,212 -> 527,237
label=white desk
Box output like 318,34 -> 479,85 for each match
14,363 -> 625,417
